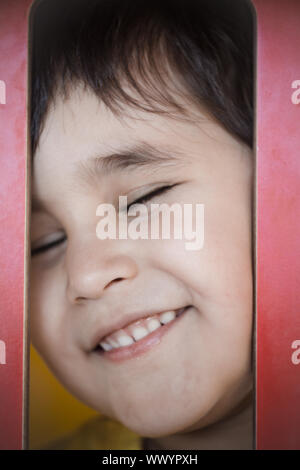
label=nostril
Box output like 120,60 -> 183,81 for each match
104,277 -> 124,289
74,296 -> 87,303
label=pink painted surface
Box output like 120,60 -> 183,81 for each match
0,0 -> 33,450
252,0 -> 300,450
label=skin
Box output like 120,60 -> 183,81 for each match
30,84 -> 254,449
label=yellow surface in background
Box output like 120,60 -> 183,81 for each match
29,344 -> 98,450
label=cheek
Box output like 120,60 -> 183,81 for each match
148,214 -> 252,305
145,204 -> 253,345
30,264 -> 66,358
146,172 -> 252,299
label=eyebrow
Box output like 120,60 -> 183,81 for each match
32,142 -> 183,212
74,142 -> 182,184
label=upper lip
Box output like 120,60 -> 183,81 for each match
90,305 -> 188,351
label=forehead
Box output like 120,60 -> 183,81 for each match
37,85 -> 207,155
35,84 -> 239,168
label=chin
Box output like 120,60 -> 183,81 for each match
112,403 -> 208,439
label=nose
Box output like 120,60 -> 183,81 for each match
65,238 -> 139,304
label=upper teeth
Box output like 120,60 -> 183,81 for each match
99,310 -> 178,352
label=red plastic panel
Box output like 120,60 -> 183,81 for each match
253,0 -> 300,450
0,0 -> 32,450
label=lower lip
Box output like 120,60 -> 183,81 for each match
93,306 -> 191,363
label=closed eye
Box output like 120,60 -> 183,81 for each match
126,183 -> 180,211
31,184 -> 180,255
31,235 -> 67,256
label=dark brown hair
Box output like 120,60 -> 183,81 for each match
30,0 -> 254,155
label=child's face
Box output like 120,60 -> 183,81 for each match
31,85 -> 253,437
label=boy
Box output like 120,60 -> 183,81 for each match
30,0 -> 255,449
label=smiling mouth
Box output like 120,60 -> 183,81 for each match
93,305 -> 192,354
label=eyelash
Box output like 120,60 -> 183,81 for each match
126,183 -> 178,211
31,235 -> 67,257
31,183 -> 179,256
